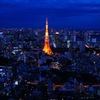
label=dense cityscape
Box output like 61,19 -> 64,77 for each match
0,0 -> 100,99
0,18 -> 100,100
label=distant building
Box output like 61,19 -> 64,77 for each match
55,32 -> 60,48
0,32 -> 4,51
79,41 -> 85,53
91,35 -> 100,43
0,32 -> 3,38
67,40 -> 71,48
73,35 -> 76,42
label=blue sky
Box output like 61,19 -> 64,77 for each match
0,0 -> 100,29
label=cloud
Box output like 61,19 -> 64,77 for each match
0,0 -> 100,18
1,0 -> 100,9
0,0 -> 100,28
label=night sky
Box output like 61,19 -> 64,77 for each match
0,0 -> 100,29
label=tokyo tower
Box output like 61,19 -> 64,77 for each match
43,18 -> 53,55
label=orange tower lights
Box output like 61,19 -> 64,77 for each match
43,18 -> 53,55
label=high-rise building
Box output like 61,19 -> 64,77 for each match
0,32 -> 4,51
43,18 -> 53,55
79,41 -> 85,53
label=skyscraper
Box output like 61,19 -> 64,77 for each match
43,18 -> 53,55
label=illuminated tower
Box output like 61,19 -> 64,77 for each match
43,18 -> 53,55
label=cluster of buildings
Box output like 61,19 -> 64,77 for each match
0,19 -> 100,99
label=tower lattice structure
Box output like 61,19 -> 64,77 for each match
43,18 -> 53,55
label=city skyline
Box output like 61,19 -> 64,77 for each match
0,0 -> 100,29
0,5 -> 100,99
